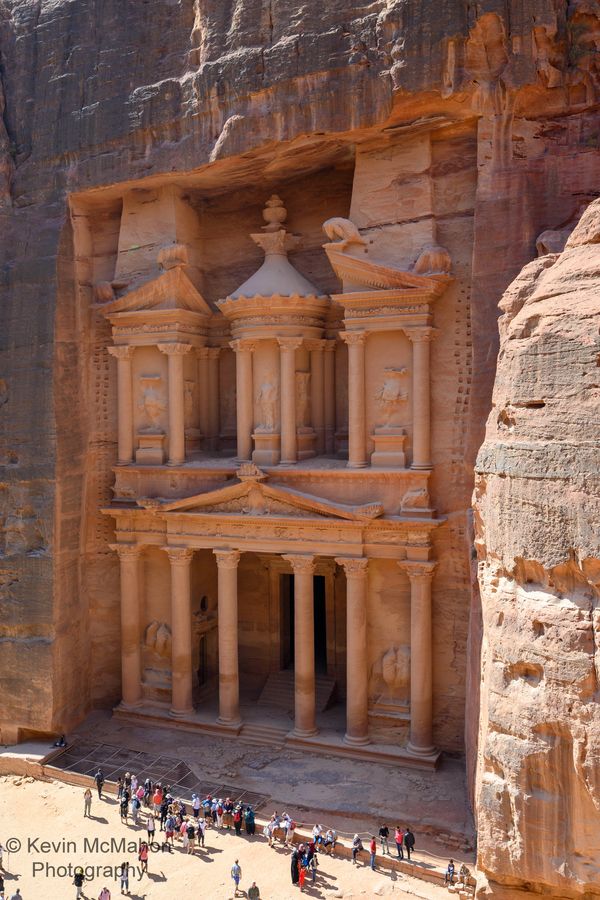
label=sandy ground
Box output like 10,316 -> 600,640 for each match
0,776 -> 457,900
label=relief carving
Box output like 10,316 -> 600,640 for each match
256,376 -> 278,432
138,376 -> 166,433
295,372 -> 311,429
375,368 -> 408,428
370,645 -> 411,708
144,620 -> 172,658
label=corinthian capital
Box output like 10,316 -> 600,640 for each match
283,554 -> 315,574
214,549 -> 241,569
158,343 -> 192,356
401,560 -> 437,581
229,339 -> 256,353
339,331 -> 366,346
406,327 -> 436,344
335,557 -> 368,577
107,345 -> 134,361
277,337 -> 303,352
165,546 -> 194,565
110,542 -> 142,560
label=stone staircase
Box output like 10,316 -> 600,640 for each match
257,670 -> 336,713
238,722 -> 288,747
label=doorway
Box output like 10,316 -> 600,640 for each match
280,574 -> 327,673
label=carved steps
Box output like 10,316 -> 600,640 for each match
238,722 -> 288,747
257,670 -> 336,713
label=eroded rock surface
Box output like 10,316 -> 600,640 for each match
473,201 -> 600,898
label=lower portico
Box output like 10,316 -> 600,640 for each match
106,466 -> 440,767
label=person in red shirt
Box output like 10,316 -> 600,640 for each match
395,826 -> 404,859
369,836 -> 377,870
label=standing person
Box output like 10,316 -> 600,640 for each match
131,795 -> 140,826
192,794 -> 201,819
98,888 -> 111,900
197,816 -> 206,848
186,819 -> 196,854
159,797 -> 169,832
120,791 -> 129,823
245,805 -> 255,836
94,768 -> 105,800
116,776 -> 124,801
351,834 -> 363,865
73,866 -> 85,898
146,813 -> 155,843
369,835 -> 377,871
138,841 -> 149,876
248,882 -> 260,900
404,827 -> 415,861
298,857 -> 307,893
83,787 -> 92,818
309,852 -> 318,884
233,805 -> 242,836
291,847 -> 300,885
378,824 -> 389,855
9,891 -> 21,900
394,825 -> 404,860
444,859 -> 456,885
165,813 -> 176,847
216,799 -> 224,829
231,860 -> 242,897
118,861 -> 129,895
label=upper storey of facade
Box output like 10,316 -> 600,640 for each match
96,185 -> 452,522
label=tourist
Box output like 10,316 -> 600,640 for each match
83,787 -> 92,818
146,812 -> 155,843
98,887 -> 111,900
216,798 -> 224,828
131,775 -> 138,795
131,794 -> 140,825
120,791 -> 129,823
378,823 -> 389,855
124,772 -> 132,792
248,882 -> 260,900
369,835 -> 377,870
186,819 -> 196,854
231,859 -> 242,897
223,797 -> 234,830
143,778 -> 152,807
244,804 -> 255,836
181,821 -> 190,853
233,804 -> 243,836
165,813 -> 176,846
445,858 -> 456,885
117,776 -> 124,800
351,834 -> 363,865
394,825 -> 404,859
73,865 -> 85,898
153,785 -> 163,817
309,851 -> 318,883
197,815 -> 206,848
94,768 -> 104,799
9,890 -> 21,900
312,823 -> 323,845
138,841 -> 149,876
159,796 -> 169,831
291,846 -> 300,885
404,827 -> 415,861
192,793 -> 201,818
322,828 -> 336,855
118,860 -> 129,895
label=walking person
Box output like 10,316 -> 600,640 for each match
231,859 -> 242,897
378,824 -> 389,855
369,835 -> 377,871
138,841 -> 149,877
83,787 -> 92,818
73,866 -> 85,899
404,826 -> 415,861
94,768 -> 105,800
118,861 -> 129,895
394,825 -> 404,860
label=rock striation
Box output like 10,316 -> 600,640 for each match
473,201 -> 600,898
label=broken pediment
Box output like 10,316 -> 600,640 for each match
138,465 -> 384,521
96,259 -> 214,318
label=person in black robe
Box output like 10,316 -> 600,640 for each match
291,848 -> 300,884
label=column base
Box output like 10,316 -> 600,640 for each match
116,460 -> 133,466
169,707 -> 194,719
166,459 -> 185,467
291,726 -> 319,739
119,699 -> 144,712
343,732 -> 371,747
279,460 -> 297,467
217,716 -> 243,730
234,456 -> 252,464
410,464 -> 432,471
407,740 -> 437,758
346,461 -> 368,468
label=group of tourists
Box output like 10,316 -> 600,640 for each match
377,823 -> 416,860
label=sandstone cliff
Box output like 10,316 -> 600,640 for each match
474,201 -> 600,898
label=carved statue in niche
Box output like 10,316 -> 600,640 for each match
295,372 -> 311,429
184,379 -> 196,428
138,376 -> 166,433
370,645 -> 410,708
256,376 -> 278,433
144,620 -> 171,657
375,368 -> 408,427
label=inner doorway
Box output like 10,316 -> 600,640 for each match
280,574 -> 327,673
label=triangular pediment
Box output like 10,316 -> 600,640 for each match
138,466 -> 383,522
99,266 -> 213,317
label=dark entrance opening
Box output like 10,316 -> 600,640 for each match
280,573 -> 327,673
196,635 -> 207,687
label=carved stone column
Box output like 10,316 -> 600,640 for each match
336,557 -> 370,745
402,560 -> 437,755
159,343 -> 191,466
111,542 -> 143,709
207,347 -> 221,450
340,331 -> 367,467
278,337 -> 302,465
407,328 -> 434,469
309,340 -> 326,455
283,554 -> 318,737
214,549 -> 242,727
323,340 -> 336,455
108,346 -> 134,465
230,340 -> 255,462
166,547 -> 194,717
196,347 -> 210,441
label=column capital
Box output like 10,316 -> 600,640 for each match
214,549 -> 241,569
107,345 -> 134,360
305,339 -> 327,352
230,339 -> 256,353
164,546 -> 194,565
339,331 -> 366,346
400,560 -> 437,581
158,342 -> 192,356
110,542 -> 142,560
277,337 -> 303,351
323,339 -> 337,353
283,554 -> 316,574
336,556 -> 369,577
406,327 -> 437,343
